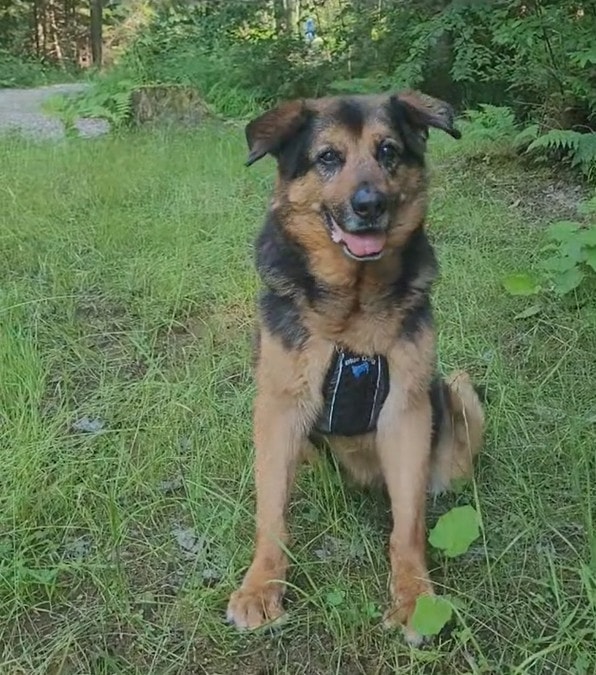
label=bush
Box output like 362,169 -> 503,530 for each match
0,50 -> 79,88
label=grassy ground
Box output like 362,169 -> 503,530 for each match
0,125 -> 595,675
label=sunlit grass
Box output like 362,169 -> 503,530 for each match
0,126 -> 594,673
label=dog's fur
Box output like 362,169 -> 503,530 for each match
226,91 -> 485,643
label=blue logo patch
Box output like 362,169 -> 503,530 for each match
351,361 -> 370,378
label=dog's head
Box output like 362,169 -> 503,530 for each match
245,91 -> 460,262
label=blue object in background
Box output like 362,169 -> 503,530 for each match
305,16 -> 316,42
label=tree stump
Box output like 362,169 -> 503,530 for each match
130,86 -> 211,127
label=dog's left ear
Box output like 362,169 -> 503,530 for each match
245,100 -> 310,167
392,90 -> 461,141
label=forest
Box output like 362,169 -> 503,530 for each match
2,1 -> 595,179
1,2 -> 596,674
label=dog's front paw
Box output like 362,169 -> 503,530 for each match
226,581 -> 285,630
383,571 -> 434,646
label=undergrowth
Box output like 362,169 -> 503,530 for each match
0,50 -> 80,88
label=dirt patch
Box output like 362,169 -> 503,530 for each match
154,302 -> 254,364
513,176 -> 590,223
75,293 -> 149,381
444,154 -> 591,224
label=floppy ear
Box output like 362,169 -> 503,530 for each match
393,90 -> 461,140
245,99 -> 310,167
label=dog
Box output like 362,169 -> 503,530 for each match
226,90 -> 485,644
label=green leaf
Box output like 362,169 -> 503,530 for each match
577,227 -> 596,248
562,238 -> 586,262
429,505 -> 481,558
411,595 -> 453,636
584,247 -> 596,273
362,600 -> 381,618
541,254 -> 579,273
502,273 -> 541,296
325,589 -> 345,607
513,304 -> 542,320
513,124 -> 539,149
552,267 -> 584,295
546,221 -> 580,242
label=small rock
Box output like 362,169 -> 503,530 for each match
158,477 -> 184,493
178,437 -> 192,453
63,535 -> 93,561
314,535 -> 346,560
72,416 -> 105,434
202,567 -> 222,586
171,525 -> 205,559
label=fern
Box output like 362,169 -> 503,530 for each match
527,130 -> 596,179
513,124 -> 539,149
456,104 -> 519,156
570,46 -> 596,68
48,76 -> 138,130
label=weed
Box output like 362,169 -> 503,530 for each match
503,193 -> 596,301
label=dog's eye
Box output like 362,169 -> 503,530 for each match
317,149 -> 342,166
377,142 -> 400,169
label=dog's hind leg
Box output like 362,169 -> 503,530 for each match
429,370 -> 485,495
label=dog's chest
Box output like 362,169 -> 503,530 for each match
314,348 -> 390,437
311,291 -> 399,355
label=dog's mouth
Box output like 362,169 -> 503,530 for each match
323,210 -> 387,262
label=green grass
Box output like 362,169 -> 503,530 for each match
0,125 -> 595,674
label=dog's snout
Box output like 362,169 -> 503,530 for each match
350,184 -> 387,220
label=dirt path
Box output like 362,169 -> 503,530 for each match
0,82 -> 110,139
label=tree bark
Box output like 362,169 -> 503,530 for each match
274,0 -> 300,36
32,1 -> 41,57
90,0 -> 102,67
285,0 -> 300,35
48,0 -> 63,64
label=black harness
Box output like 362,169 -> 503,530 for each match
314,348 -> 390,437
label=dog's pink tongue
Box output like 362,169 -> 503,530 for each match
341,231 -> 387,257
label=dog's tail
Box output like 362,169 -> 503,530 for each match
444,370 -> 485,460
430,370 -> 485,494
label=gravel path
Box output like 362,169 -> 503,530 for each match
0,82 -> 110,140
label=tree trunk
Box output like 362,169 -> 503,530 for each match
48,0 -> 63,64
274,0 -> 300,36
40,0 -> 48,57
285,0 -> 300,35
273,0 -> 287,34
32,1 -> 41,57
90,0 -> 102,67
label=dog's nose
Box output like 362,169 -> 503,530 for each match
351,185 -> 387,220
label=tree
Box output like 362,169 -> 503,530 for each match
90,0 -> 102,67
274,0 -> 300,36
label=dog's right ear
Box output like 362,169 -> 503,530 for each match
245,100 -> 310,167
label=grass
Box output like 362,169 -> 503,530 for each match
0,124 -> 595,674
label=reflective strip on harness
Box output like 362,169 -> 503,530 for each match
314,349 -> 390,437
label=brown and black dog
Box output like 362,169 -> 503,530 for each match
226,91 -> 485,643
